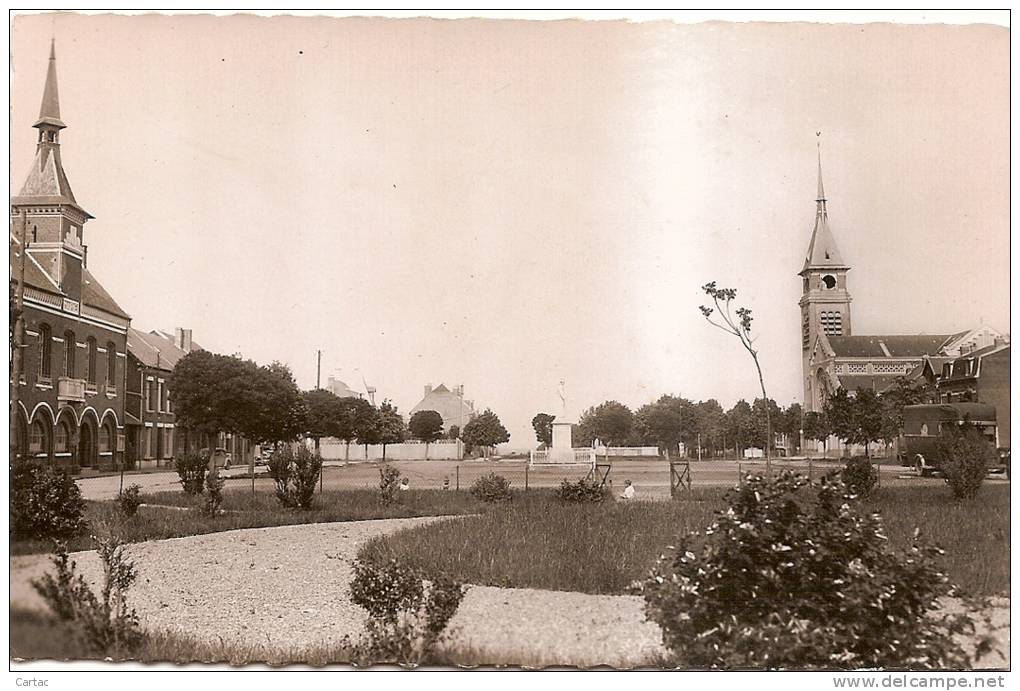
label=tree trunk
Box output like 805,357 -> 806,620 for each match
345,441 -> 350,463
382,444 -> 387,461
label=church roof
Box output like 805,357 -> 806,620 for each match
837,373 -> 905,393
800,146 -> 847,274
827,335 -> 953,359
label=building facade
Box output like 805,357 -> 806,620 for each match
11,43 -> 130,470
408,383 -> 475,433
936,342 -> 1010,449
799,149 -> 1007,413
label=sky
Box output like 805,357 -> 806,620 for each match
9,12 -> 1010,449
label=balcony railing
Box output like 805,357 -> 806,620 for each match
102,382 -> 118,397
57,376 -> 86,403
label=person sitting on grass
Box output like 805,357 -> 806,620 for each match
620,479 -> 635,500
399,478 -> 410,492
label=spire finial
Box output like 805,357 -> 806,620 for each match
34,39 -> 65,130
815,132 -> 826,203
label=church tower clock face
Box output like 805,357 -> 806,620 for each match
821,274 -> 836,290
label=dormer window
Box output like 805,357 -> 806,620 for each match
821,274 -> 836,290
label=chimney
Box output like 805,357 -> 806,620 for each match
175,327 -> 193,352
424,383 -> 433,397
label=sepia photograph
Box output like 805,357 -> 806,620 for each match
7,9 -> 1011,678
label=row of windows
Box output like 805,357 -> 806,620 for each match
36,324 -> 117,387
28,419 -> 115,453
143,378 -> 172,414
820,310 -> 843,336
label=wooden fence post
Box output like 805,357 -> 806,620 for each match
456,465 -> 460,491
525,463 -> 529,491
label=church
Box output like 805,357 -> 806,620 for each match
799,149 -> 1006,413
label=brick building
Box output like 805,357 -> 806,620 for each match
936,342 -> 1010,449
10,43 -> 130,470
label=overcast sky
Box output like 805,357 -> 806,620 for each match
10,13 -> 1009,448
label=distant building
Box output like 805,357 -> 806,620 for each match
10,43 -> 130,470
799,149 -> 1008,412
408,383 -> 475,432
936,341 -> 1010,448
326,376 -> 363,400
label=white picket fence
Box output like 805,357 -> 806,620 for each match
595,446 -> 660,457
318,438 -> 463,461
529,447 -> 596,466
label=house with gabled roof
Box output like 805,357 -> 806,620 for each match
408,383 -> 475,433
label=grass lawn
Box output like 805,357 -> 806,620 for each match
10,489 -> 483,557
360,484 -> 1010,597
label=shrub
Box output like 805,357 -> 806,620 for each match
938,422 -> 995,499
641,471 -> 975,669
116,484 -> 143,518
203,468 -> 225,517
10,462 -> 87,540
175,453 -> 208,495
469,473 -> 513,503
555,476 -> 612,503
841,455 -> 878,498
268,445 -> 323,509
379,466 -> 402,505
31,535 -> 142,657
348,558 -> 464,666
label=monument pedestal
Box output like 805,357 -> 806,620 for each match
549,419 -> 575,463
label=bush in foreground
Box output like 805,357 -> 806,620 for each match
204,468 -> 225,516
641,471 -> 977,669
841,456 -> 878,498
938,422 -> 995,499
268,446 -> 323,510
470,473 -> 513,503
555,477 -> 612,503
348,558 -> 464,666
175,453 -> 208,495
31,535 -> 142,658
116,484 -> 143,518
10,462 -> 87,540
379,465 -> 403,505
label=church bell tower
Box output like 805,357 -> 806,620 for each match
799,143 -> 852,409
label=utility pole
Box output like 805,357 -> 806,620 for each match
316,350 -> 321,390
10,209 -> 27,462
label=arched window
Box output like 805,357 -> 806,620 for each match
63,331 -> 76,378
29,421 -> 45,453
99,423 -> 112,453
55,421 -> 70,453
38,324 -> 52,379
86,337 -> 97,385
106,342 -> 117,385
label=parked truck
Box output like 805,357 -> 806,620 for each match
899,403 -> 1007,476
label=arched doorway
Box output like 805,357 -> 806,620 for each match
78,421 -> 97,468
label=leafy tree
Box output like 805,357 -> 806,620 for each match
724,400 -> 753,457
779,403 -> 804,454
335,396 -> 376,462
302,389 -> 347,453
825,388 -> 884,457
531,413 -> 556,446
376,401 -> 407,461
748,398 -> 782,453
356,405 -> 383,458
240,361 -> 308,446
170,350 -> 248,444
462,409 -> 510,458
447,425 -> 460,441
408,410 -> 445,459
697,399 -> 727,458
700,282 -> 773,471
636,396 -> 684,457
802,411 -> 831,454
576,401 -> 635,448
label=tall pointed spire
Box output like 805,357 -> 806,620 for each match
800,135 -> 844,274
34,38 -> 65,130
816,140 -> 826,203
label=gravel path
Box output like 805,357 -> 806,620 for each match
10,517 -> 446,650
10,518 -> 1010,669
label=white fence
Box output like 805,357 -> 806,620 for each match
318,438 -> 463,461
595,446 -> 660,457
529,447 -> 596,466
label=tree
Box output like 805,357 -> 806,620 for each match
355,404 -> 382,458
880,376 -> 932,447
408,410 -> 444,459
636,396 -> 684,457
375,400 -> 407,461
334,396 -> 376,462
697,399 -> 727,458
240,361 -> 308,447
302,389 -> 347,453
170,350 -> 248,444
802,411 -> 831,455
531,413 -> 555,446
576,401 -> 635,448
825,388 -> 885,457
724,400 -> 753,458
462,409 -> 510,458
779,402 -> 804,454
700,282 -> 773,472
748,398 -> 782,453
447,425 -> 460,441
